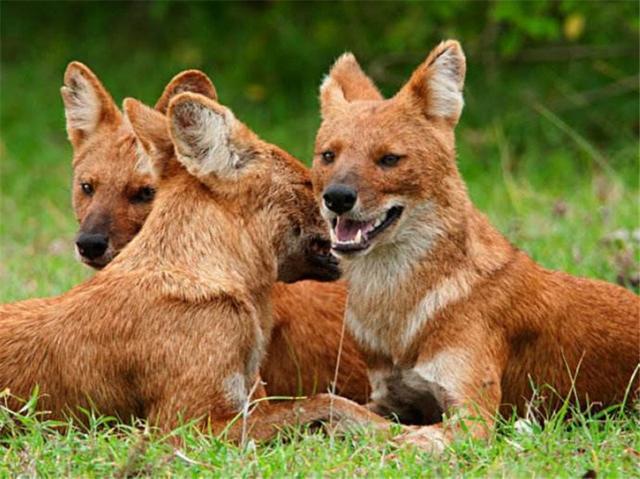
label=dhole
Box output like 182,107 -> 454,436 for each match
61,62 -> 369,403
312,40 -> 639,451
0,91 -> 386,441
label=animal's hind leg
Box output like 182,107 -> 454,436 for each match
211,393 -> 394,444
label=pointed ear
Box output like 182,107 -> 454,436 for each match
319,53 -> 382,118
123,98 -> 172,177
398,40 -> 466,126
168,92 -> 247,179
154,70 -> 218,114
60,62 -> 121,149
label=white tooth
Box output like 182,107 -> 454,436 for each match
374,218 -> 382,228
330,228 -> 337,243
355,229 -> 362,244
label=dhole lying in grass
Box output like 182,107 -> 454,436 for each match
0,91 -> 386,441
60,62 -> 369,403
312,40 -> 639,452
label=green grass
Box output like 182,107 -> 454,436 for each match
1,2 -> 639,476
1,399 -> 638,477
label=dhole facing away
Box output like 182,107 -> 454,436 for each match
0,91 -> 386,440
60,62 -> 369,403
312,40 -> 639,451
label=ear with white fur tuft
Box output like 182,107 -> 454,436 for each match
320,52 -> 382,118
167,92 -> 242,179
60,62 -> 121,149
123,98 -> 172,177
399,40 -> 466,125
154,70 -> 218,114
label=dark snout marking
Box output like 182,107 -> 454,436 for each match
76,232 -> 108,259
322,184 -> 357,214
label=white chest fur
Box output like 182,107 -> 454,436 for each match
346,267 -> 477,357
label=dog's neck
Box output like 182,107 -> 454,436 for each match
107,171 -> 278,303
343,184 -> 513,360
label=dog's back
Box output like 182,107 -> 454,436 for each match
60,63 -> 369,403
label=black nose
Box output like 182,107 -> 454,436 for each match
76,233 -> 109,260
323,184 -> 357,214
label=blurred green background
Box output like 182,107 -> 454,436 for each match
1,1 -> 638,300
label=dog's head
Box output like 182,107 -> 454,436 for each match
125,93 -> 339,283
61,63 -> 216,268
312,41 -> 467,260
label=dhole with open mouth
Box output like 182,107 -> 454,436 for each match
60,63 -> 370,403
312,40 -> 639,452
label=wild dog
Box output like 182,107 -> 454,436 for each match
0,92 -> 390,442
60,62 -> 369,403
312,40 -> 640,452
62,64 -> 218,269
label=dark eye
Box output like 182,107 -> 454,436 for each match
379,154 -> 401,168
130,186 -> 156,204
80,182 -> 94,196
321,151 -> 336,164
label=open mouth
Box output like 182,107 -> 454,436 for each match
330,206 -> 404,254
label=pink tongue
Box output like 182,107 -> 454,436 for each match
335,217 -> 374,242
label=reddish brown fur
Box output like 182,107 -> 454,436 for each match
60,63 -> 369,403
312,41 -> 639,452
0,93 -> 385,441
266,282 -> 368,400
63,63 -> 157,268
